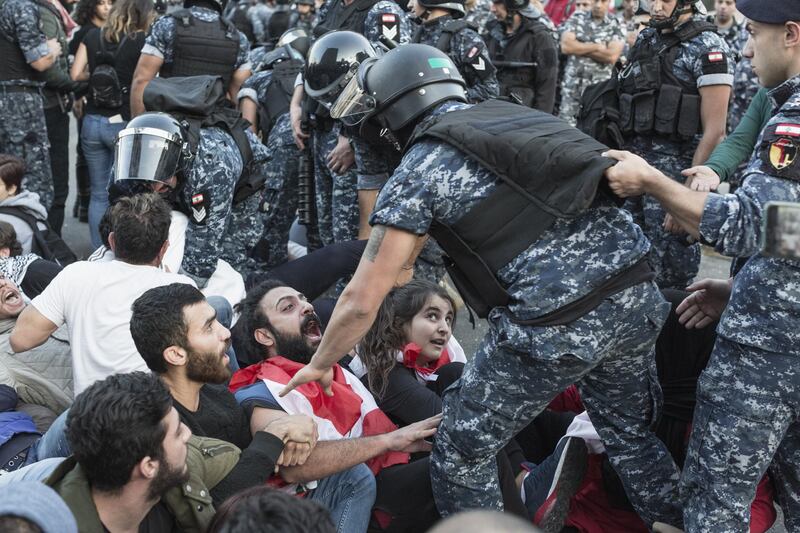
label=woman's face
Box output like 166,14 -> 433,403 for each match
0,180 -> 18,202
95,0 -> 113,22
403,294 -> 454,365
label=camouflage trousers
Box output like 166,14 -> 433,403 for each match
0,89 -> 53,210
626,150 -> 700,289
257,115 -> 300,268
313,127 -> 359,246
220,192 -> 265,277
430,281 -> 683,526
682,337 -> 800,532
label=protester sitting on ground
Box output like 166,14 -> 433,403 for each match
9,193 -> 197,396
130,283 -> 325,509
229,279 -> 459,531
0,275 -> 72,416
428,510 -> 540,533
0,222 -> 62,299
0,155 -> 51,257
207,485 -> 336,533
0,480 -> 77,533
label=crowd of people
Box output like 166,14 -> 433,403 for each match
0,0 -> 797,531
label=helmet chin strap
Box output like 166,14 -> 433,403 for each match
648,0 -> 692,30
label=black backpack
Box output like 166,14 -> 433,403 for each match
575,71 -> 624,150
0,207 -> 77,266
143,75 -> 263,204
89,33 -> 128,109
228,3 -> 256,44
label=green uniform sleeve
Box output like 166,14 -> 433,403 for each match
706,88 -> 772,182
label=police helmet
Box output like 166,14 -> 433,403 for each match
330,44 -> 467,134
113,113 -> 193,186
278,27 -> 311,57
294,0 -> 315,5
494,0 -> 527,12
185,0 -> 228,14
417,0 -> 466,18
636,0 -> 706,29
304,31 -> 376,107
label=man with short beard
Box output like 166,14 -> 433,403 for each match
130,282 -> 324,510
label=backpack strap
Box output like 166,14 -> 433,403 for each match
0,207 -> 56,261
435,19 -> 478,53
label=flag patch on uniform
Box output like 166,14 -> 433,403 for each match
190,190 -> 210,225
191,193 -> 204,205
776,124 -> 800,137
467,46 -> 479,59
381,13 -> 398,40
707,52 -> 724,62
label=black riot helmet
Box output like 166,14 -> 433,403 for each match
304,31 -> 376,107
278,27 -> 311,58
636,0 -> 706,30
416,0 -> 466,18
113,113 -> 193,187
330,44 -> 467,137
496,0 -> 527,12
185,0 -> 227,14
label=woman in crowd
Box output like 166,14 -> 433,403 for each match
0,156 -> 50,258
70,0 -> 154,248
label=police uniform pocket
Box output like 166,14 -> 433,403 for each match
633,93 -> 655,135
654,85 -> 681,136
677,94 -> 701,138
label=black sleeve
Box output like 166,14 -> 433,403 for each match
372,366 -> 443,426
532,29 -> 559,115
20,259 -> 62,299
209,431 -> 284,507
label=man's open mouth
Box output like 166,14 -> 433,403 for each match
302,318 -> 322,341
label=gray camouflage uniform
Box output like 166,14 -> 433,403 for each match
239,70 -> 299,268
0,0 -> 53,210
178,127 -> 268,284
624,20 -> 734,289
681,74 -> 800,532
411,14 -> 499,103
370,100 -> 683,526
314,0 -> 412,45
313,125 -> 360,247
558,10 -> 625,126
141,6 -> 251,70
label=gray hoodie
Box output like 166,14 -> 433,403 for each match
0,191 -> 49,255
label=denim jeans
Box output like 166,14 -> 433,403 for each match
81,114 -> 126,248
308,463 -> 376,533
0,457 -> 64,485
22,409 -> 71,466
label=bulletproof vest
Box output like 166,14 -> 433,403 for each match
488,18 -> 542,107
409,100 -> 635,321
161,9 -> 240,88
412,18 -> 477,54
0,31 -> 37,82
617,19 -> 716,140
313,0 -> 378,37
258,57 -> 304,137
228,4 -> 256,44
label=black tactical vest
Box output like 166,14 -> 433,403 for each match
0,33 -> 37,82
487,18 -> 543,107
258,58 -> 304,137
313,0 -> 378,36
160,9 -> 240,88
408,100 -> 654,322
617,19 -> 716,140
411,18 -> 477,54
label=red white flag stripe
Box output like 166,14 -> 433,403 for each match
776,124 -> 800,137
707,52 -> 724,62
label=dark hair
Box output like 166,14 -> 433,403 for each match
71,0 -> 104,26
0,517 -> 42,533
207,485 -> 335,533
0,154 -> 25,193
66,372 -> 173,492
131,283 -> 206,374
358,280 -> 456,398
109,193 -> 171,264
0,221 -> 22,257
231,279 -> 288,365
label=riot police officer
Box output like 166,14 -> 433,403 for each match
288,0 -> 317,33
130,0 -> 252,116
409,0 -> 499,102
485,0 -> 558,112
114,110 -> 268,285
620,0 -> 734,290
280,43 -> 684,527
0,0 -> 61,212
239,30 -> 310,268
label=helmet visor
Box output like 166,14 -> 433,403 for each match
329,70 -> 376,126
114,128 -> 182,184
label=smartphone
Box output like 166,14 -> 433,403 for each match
763,202 -> 800,260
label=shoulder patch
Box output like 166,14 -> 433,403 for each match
701,49 -> 729,75
759,122 -> 800,181
467,46 -> 479,59
190,191 -> 211,225
380,13 -> 398,40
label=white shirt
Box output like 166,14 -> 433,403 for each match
31,260 -> 196,395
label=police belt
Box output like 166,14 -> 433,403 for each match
493,60 -> 537,68
0,81 -> 43,93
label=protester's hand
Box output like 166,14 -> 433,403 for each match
326,135 -> 355,174
603,150 -> 661,197
47,38 -> 62,58
675,278 -> 733,329
263,414 -> 319,446
663,213 -> 686,235
279,362 -> 335,397
276,442 -> 313,469
681,165 -> 720,192
386,414 -> 442,453
290,105 -> 309,150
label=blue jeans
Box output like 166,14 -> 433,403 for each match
81,114 -> 126,249
308,463 -> 376,533
0,457 -> 63,485
22,409 -> 71,466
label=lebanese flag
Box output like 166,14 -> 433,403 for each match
229,356 -> 409,475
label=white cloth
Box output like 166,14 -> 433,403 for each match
31,260 -> 196,395
564,411 -> 605,454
